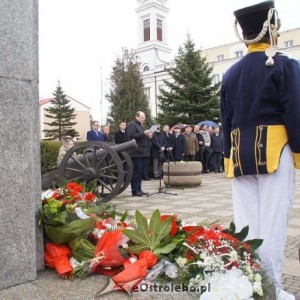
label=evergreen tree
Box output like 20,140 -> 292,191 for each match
157,36 -> 220,126
43,83 -> 79,140
106,48 -> 152,131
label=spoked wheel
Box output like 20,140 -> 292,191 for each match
104,142 -> 133,195
58,141 -> 124,202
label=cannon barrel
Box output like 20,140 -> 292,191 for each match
42,139 -> 137,189
109,139 -> 138,154
65,139 -> 137,169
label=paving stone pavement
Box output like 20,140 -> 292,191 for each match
0,171 -> 299,299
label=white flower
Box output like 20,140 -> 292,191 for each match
92,228 -> 105,239
203,256 -> 214,266
200,268 -> 254,300
245,265 -> 253,275
252,281 -> 263,296
41,189 -> 54,199
248,273 -> 254,281
200,252 -> 207,260
229,250 -> 238,262
176,257 -> 187,268
254,273 -> 262,282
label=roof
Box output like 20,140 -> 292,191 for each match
39,95 -> 91,110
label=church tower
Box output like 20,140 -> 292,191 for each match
135,0 -> 172,72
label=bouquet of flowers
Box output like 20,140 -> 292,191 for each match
40,180 -> 132,278
168,222 -> 265,298
40,185 -> 271,298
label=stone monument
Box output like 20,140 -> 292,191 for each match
163,161 -> 203,187
0,0 -> 42,290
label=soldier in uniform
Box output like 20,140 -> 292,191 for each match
221,1 -> 300,299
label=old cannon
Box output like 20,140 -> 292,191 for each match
42,139 -> 137,202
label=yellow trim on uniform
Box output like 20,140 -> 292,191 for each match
266,125 -> 288,173
226,125 -> 291,178
226,131 -> 235,178
247,43 -> 270,53
224,158 -> 229,174
237,128 -> 243,175
227,150 -> 235,178
293,153 -> 300,169
254,126 -> 259,174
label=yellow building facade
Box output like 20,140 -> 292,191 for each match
39,95 -> 91,141
202,27 -> 300,85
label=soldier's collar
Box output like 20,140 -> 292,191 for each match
247,43 -> 270,53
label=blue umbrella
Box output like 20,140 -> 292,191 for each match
197,120 -> 218,127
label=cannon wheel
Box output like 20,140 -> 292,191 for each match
104,142 -> 133,195
58,141 -> 124,203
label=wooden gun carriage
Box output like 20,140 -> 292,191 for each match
42,139 -> 137,202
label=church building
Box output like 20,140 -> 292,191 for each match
135,0 -> 300,119
135,0 -> 173,118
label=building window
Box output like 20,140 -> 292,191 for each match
157,19 -> 162,41
235,50 -> 243,58
144,19 -> 150,42
143,66 -> 150,72
217,55 -> 224,61
213,74 -> 220,84
144,87 -> 150,100
284,40 -> 293,48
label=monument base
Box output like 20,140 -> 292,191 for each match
163,161 -> 202,187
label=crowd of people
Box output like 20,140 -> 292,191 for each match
68,112 -> 224,198
84,117 -> 224,180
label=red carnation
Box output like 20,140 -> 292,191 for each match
66,182 -> 78,190
84,192 -> 95,201
161,214 -> 178,236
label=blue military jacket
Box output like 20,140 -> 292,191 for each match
220,43 -> 300,178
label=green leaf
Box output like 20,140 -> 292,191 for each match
154,241 -> 178,255
44,218 -> 95,244
124,210 -> 175,254
85,179 -> 97,193
234,225 -> 249,242
223,222 -> 236,235
244,239 -> 264,251
151,217 -> 172,251
135,210 -> 151,245
128,244 -> 149,254
69,238 -> 95,261
149,209 -> 161,245
229,222 -> 236,234
123,229 -> 149,245
120,210 -> 128,222
110,209 -> 116,220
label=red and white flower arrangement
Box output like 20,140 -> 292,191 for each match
40,181 -> 269,299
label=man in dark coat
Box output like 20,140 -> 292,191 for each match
163,125 -> 175,162
102,125 -> 113,142
172,126 -> 185,161
114,122 -> 128,144
87,121 -> 104,141
210,126 -> 223,173
127,111 -> 152,196
151,127 -> 166,179
193,125 -> 204,164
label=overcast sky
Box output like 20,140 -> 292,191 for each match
39,0 -> 300,122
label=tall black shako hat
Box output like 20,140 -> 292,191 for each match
234,0 -> 281,66
234,0 -> 275,40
